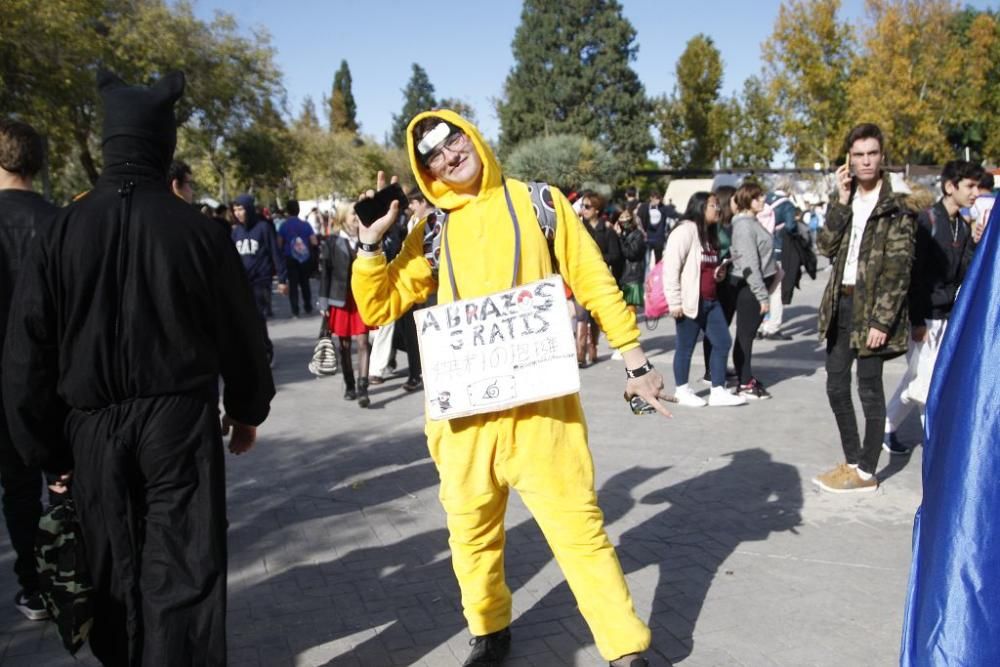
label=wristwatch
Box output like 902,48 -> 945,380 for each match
625,361 -> 654,379
358,239 -> 382,253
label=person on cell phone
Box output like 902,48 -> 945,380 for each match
662,192 -> 746,408
812,123 -> 917,494
729,182 -> 777,400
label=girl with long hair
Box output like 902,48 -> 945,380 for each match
319,206 -> 373,406
701,185 -> 738,384
729,182 -> 777,400
662,192 -> 747,407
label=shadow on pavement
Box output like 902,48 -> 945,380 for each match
620,448 -> 801,664
232,466 -> 670,665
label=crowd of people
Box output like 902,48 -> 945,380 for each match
0,66 -> 996,667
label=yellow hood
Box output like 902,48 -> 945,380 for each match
406,109 -> 501,211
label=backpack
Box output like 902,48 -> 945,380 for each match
290,235 -> 311,263
423,180 -> 560,273
643,259 -> 669,322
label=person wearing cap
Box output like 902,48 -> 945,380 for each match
351,110 -> 669,667
232,192 -> 288,366
2,70 -> 274,666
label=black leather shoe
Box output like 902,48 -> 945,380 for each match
463,627 -> 511,666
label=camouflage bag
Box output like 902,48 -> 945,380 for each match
35,497 -> 95,654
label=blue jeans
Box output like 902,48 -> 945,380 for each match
673,299 -> 732,387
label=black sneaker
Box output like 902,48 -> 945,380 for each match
344,387 -> 357,401
610,656 -> 650,667
882,432 -> 911,455
14,590 -> 49,621
763,331 -> 793,341
357,378 -> 370,408
463,627 -> 511,666
738,377 -> 772,400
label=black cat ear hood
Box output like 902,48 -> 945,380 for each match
97,69 -> 185,171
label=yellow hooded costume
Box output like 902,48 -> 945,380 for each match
352,110 -> 650,660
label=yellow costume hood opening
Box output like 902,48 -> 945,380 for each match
406,110 -> 501,212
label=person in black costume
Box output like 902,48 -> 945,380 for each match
1,70 -> 275,666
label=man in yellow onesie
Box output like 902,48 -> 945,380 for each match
351,110 -> 671,667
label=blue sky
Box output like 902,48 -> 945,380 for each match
190,0 -> 993,146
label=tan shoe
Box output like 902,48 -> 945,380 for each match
812,464 -> 878,494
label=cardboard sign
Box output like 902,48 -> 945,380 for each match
414,276 -> 580,420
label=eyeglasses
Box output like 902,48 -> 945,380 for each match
581,203 -> 595,210
425,132 -> 468,170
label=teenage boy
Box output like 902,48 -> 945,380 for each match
0,118 -> 55,621
812,123 -> 917,494
636,189 -> 672,269
277,199 -> 318,318
883,160 -> 981,453
351,110 -> 670,667
169,159 -> 194,203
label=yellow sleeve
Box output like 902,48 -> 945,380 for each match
351,220 -> 437,326
552,190 -> 640,352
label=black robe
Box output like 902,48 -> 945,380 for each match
2,139 -> 274,666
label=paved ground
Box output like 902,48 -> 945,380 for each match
0,270 -> 925,666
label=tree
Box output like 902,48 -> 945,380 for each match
727,76 -> 782,168
763,0 -> 855,167
328,60 -> 358,134
497,0 -> 652,170
230,97 -> 292,199
438,97 -> 478,126
654,34 -> 726,169
504,134 -> 622,191
945,8 -> 999,162
390,63 -> 436,149
0,0 -> 285,201
652,96 -> 689,170
296,96 -> 320,131
846,0 -> 967,164
288,124 -> 409,200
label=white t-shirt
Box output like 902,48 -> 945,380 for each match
842,183 -> 881,286
648,207 -> 662,227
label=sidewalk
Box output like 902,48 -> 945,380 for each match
0,273 -> 924,666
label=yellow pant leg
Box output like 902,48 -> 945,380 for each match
505,397 -> 651,661
427,417 -> 512,636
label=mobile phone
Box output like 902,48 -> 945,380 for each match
625,393 -> 658,415
354,183 -> 408,227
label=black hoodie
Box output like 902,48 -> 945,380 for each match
1,70 -> 275,473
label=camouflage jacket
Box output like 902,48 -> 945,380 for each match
817,173 -> 917,357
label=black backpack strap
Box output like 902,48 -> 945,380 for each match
527,181 -> 560,273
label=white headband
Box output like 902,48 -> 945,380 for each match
416,122 -> 452,156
